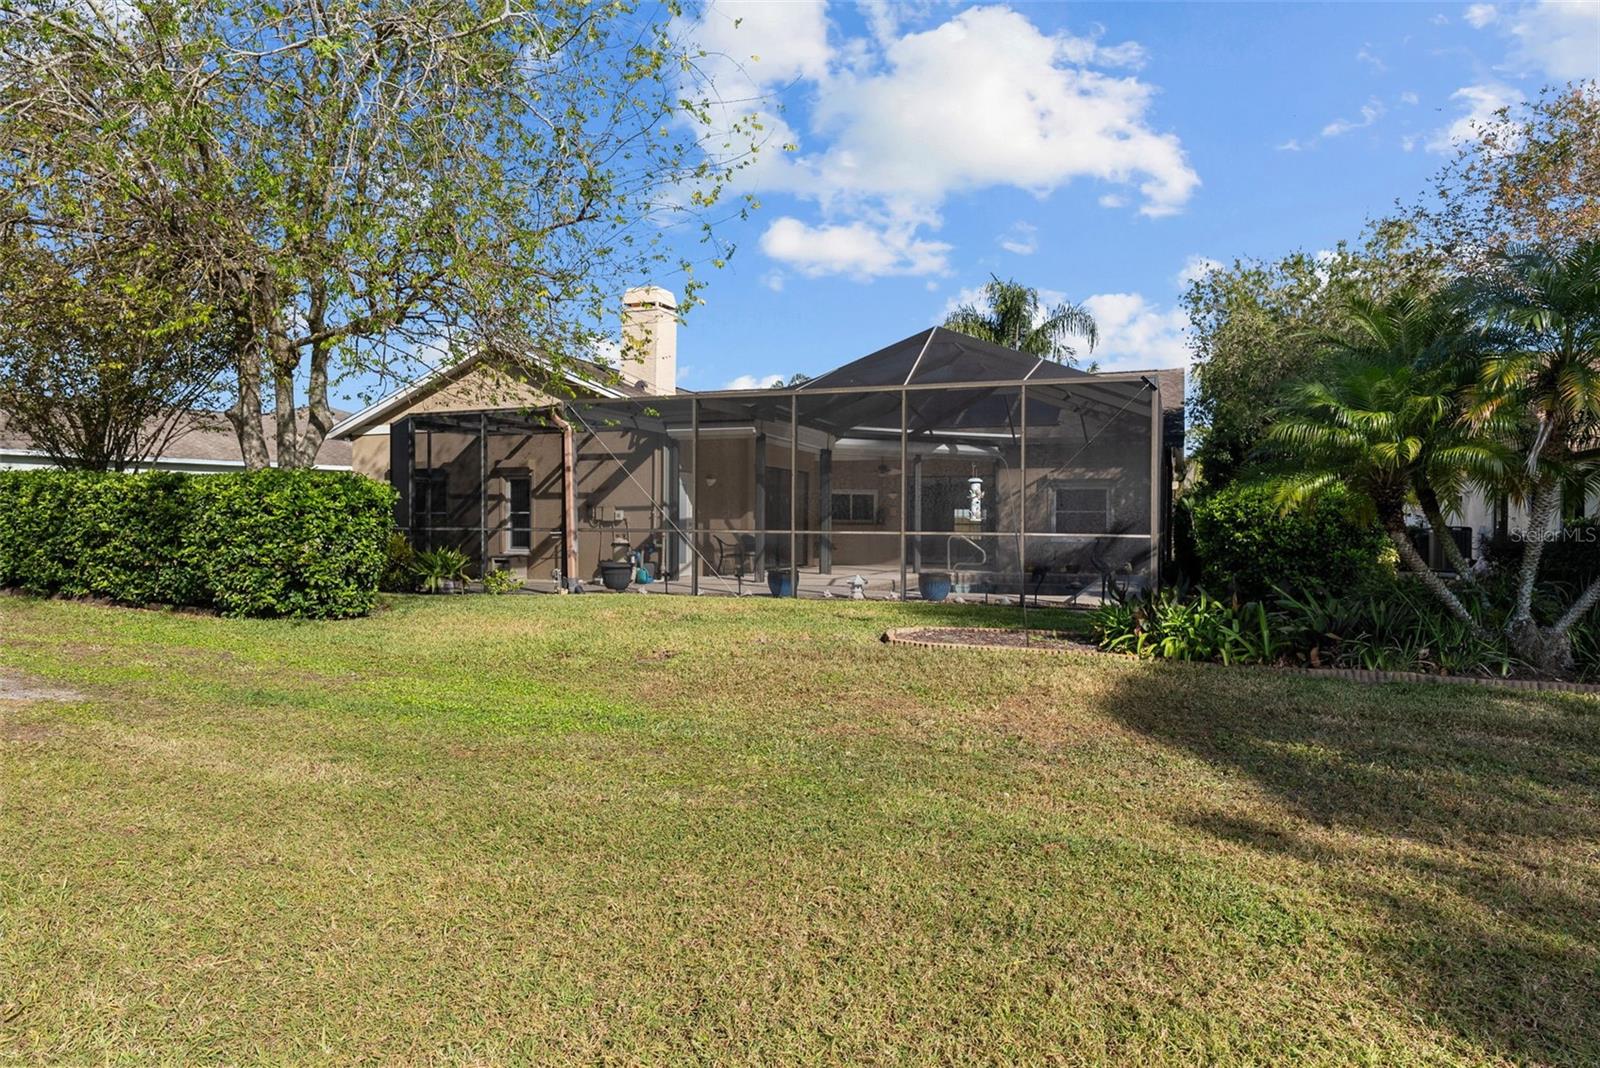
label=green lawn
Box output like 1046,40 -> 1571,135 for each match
2,593 -> 1597,1065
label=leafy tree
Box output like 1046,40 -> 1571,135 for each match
0,0 -> 756,469
1468,241 -> 1600,671
1185,222 -> 1444,487
1407,82 -> 1600,270
943,276 -> 1098,364
0,231 -> 229,471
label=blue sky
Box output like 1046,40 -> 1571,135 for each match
654,0 -> 1598,391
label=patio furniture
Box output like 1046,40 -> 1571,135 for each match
712,533 -> 756,576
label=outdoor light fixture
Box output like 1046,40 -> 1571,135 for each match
704,474 -> 718,487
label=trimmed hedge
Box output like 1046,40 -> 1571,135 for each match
0,469 -> 395,618
1190,481 -> 1388,601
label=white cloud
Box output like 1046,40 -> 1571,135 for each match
1098,192 -> 1128,208
691,3 -> 1198,279
1176,255 -> 1221,288
1080,292 -> 1191,371
939,284 -> 988,320
760,270 -> 785,293
1427,82 -> 1520,154
998,222 -> 1038,256
723,373 -> 784,390
1464,3 -> 1499,28
1356,44 -> 1386,72
1399,90 -> 1419,106
1321,97 -> 1386,138
1276,138 -> 1307,152
759,216 -> 951,278
1505,0 -> 1600,80
690,1 -> 831,86
804,8 -> 1197,217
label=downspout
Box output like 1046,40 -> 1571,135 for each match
548,406 -> 579,592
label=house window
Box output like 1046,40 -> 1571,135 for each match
507,476 -> 532,550
831,491 -> 876,523
412,469 -> 449,531
1052,485 -> 1110,534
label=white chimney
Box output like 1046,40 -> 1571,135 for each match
622,285 -> 678,395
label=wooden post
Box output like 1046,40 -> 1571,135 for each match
548,406 -> 579,592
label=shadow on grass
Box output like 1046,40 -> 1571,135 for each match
1098,663 -> 1600,1065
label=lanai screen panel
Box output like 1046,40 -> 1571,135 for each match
407,414 -> 486,563
1022,380 -> 1156,592
567,397 -> 695,587
793,389 -> 904,598
904,386 -> 1024,597
691,393 -> 796,589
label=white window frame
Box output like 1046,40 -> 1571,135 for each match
505,474 -> 533,552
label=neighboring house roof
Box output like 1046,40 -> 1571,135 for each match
0,409 -> 353,471
329,350 -> 647,441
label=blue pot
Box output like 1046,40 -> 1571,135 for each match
767,568 -> 794,597
919,572 -> 952,602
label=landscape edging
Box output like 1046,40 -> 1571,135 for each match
880,627 -> 1600,696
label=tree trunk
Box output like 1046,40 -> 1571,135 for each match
1506,479 -> 1562,665
227,280 -> 271,470
294,337 -> 335,471
1384,517 -> 1487,637
1551,575 -> 1600,637
229,335 -> 271,470
1414,479 -> 1476,579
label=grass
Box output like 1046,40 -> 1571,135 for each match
1,592 -> 1597,1066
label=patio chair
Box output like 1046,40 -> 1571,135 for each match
711,533 -> 756,576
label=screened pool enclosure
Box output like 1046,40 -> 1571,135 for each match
388,328 -> 1173,602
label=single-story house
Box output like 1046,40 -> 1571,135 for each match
332,287 -> 1185,600
0,411 -> 352,473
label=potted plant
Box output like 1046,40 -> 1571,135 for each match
767,567 -> 794,598
598,559 -> 633,591
413,547 -> 471,594
918,571 -> 953,603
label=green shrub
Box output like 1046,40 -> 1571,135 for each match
186,470 -> 395,618
380,532 -> 418,593
411,547 -> 471,593
1090,577 -> 1522,677
0,469 -> 394,619
1091,588 -> 1284,665
482,568 -> 521,595
1190,481 -> 1388,601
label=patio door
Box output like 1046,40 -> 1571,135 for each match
762,467 -> 810,568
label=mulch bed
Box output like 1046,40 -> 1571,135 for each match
881,627 -> 1600,696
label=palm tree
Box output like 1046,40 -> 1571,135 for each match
1266,288 -> 1508,632
942,276 -> 1098,364
1469,241 -> 1600,670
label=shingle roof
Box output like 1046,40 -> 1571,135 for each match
0,409 -> 352,468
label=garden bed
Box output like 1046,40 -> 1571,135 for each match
882,626 -> 1600,695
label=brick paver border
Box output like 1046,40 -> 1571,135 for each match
880,627 -> 1600,696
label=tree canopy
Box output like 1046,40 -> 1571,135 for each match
943,277 -> 1098,364
0,0 -> 757,468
